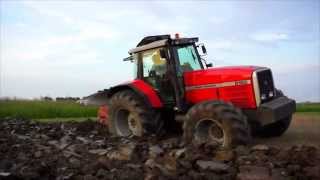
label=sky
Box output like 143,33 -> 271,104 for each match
0,0 -> 319,102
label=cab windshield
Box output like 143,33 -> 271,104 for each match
176,44 -> 203,72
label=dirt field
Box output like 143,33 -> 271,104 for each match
0,113 -> 319,180
254,113 -> 320,147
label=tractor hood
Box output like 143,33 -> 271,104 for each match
184,66 -> 262,87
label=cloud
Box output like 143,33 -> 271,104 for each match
45,24 -> 119,46
206,39 -> 253,52
208,41 -> 234,50
250,32 -> 289,42
272,64 -> 320,102
271,63 -> 320,74
209,17 -> 226,24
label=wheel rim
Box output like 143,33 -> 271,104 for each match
128,113 -> 143,136
194,119 -> 225,146
114,109 -> 142,136
115,109 -> 131,136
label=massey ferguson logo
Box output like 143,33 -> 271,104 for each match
235,80 -> 250,86
186,80 -> 251,91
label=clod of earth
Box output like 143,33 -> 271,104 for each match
107,143 -> 136,161
149,145 -> 164,158
237,165 -> 271,180
88,149 -> 108,155
196,160 -> 230,173
251,144 -> 270,151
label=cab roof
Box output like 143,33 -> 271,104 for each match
128,34 -> 199,54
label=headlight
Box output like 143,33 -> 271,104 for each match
261,94 -> 266,100
269,91 -> 274,97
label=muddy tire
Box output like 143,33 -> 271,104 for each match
183,101 -> 250,149
108,90 -> 163,137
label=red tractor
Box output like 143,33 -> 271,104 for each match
86,34 -> 296,148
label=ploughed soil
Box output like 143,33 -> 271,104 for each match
0,114 -> 320,180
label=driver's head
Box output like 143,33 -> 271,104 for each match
152,52 -> 165,65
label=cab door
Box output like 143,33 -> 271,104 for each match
139,48 -> 175,105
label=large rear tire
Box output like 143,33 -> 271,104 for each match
183,101 -> 250,149
108,90 -> 163,137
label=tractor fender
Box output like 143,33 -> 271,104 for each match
108,79 -> 163,108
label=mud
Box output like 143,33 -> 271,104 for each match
0,116 -> 320,180
254,114 -> 320,147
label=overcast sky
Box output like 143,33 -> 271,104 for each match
0,1 -> 319,102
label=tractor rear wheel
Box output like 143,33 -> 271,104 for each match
183,101 -> 250,149
108,90 -> 163,137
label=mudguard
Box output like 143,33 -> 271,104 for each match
110,80 -> 163,108
84,79 -> 163,108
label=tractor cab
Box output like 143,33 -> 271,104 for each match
125,34 -> 208,110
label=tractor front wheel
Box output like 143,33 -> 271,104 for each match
256,116 -> 292,137
108,90 -> 163,137
183,101 -> 250,149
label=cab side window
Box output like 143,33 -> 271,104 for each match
142,48 -> 167,88
177,45 -> 202,72
142,49 -> 166,77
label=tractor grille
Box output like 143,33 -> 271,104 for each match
256,69 -> 275,103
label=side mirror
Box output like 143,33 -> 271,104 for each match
123,56 -> 133,62
197,43 -> 207,56
159,49 -> 167,59
206,63 -> 213,68
201,45 -> 207,54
